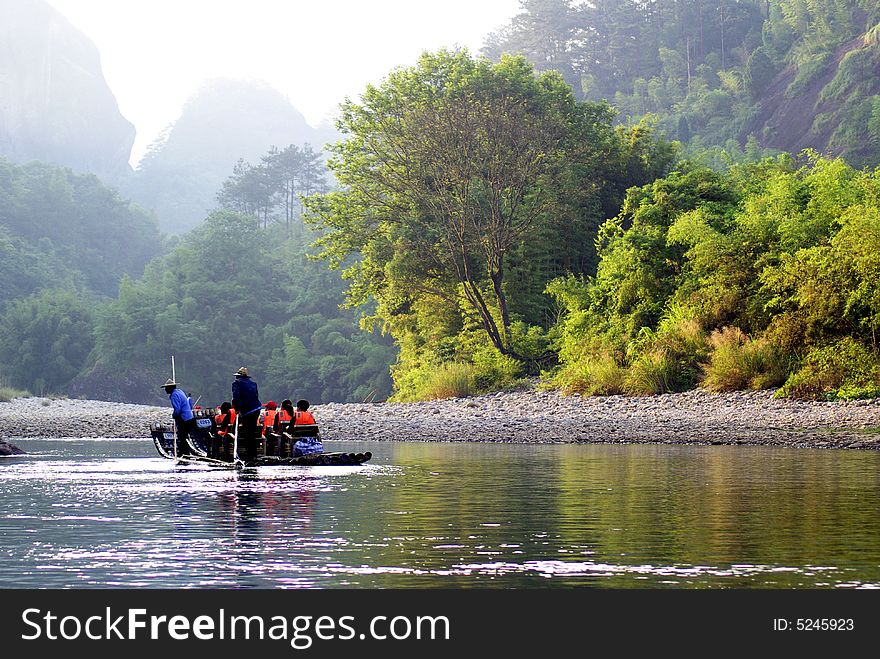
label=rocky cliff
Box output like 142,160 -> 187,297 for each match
0,0 -> 134,180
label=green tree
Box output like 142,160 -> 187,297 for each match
307,50 -> 670,382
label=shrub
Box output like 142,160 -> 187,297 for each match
776,338 -> 880,400
555,353 -> 627,396
702,327 -> 788,391
632,306 -> 709,392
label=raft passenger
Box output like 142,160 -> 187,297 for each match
292,399 -> 323,457
275,399 -> 295,457
231,367 -> 261,461
163,378 -> 194,456
262,401 -> 278,455
214,401 -> 236,458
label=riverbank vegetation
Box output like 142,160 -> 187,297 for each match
549,153 -> 880,401
0,386 -> 32,403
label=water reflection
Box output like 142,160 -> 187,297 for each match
1,439 -> 880,588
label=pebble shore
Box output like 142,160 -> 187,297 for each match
2,388 -> 880,450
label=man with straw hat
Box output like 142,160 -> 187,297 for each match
163,378 -> 194,456
231,367 -> 261,462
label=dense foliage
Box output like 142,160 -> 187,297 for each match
306,50 -> 675,400
0,158 -> 162,304
549,152 -> 880,399
0,289 -> 96,395
0,158 -> 162,394
92,174 -> 396,405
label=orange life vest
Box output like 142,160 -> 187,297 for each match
277,409 -> 293,425
262,409 -> 277,436
216,409 -> 236,436
294,410 -> 316,425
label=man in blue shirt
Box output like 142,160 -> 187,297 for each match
163,378 -> 195,456
231,366 -> 261,462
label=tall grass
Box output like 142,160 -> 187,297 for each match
624,350 -> 677,395
556,354 -> 627,395
702,327 -> 787,392
0,386 -> 32,402
416,362 -> 477,400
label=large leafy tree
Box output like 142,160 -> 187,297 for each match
306,50 -> 665,369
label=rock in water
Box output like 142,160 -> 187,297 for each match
0,439 -> 26,456
0,0 -> 135,181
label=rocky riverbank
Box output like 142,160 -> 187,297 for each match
1,388 -> 880,449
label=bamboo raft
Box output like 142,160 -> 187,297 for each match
149,413 -> 371,468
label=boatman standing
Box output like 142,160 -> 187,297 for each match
163,378 -> 194,456
231,367 -> 262,461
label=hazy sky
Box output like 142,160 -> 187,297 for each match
44,0 -> 522,165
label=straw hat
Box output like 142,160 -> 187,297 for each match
234,367 -> 250,377
161,378 -> 177,389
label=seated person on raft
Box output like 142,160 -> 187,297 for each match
261,400 -> 279,455
292,399 -> 323,457
213,402 -> 236,458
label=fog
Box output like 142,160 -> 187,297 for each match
44,0 -> 521,165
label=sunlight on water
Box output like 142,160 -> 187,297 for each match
2,439 -> 880,588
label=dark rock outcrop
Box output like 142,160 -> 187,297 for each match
0,438 -> 26,456
0,0 -> 134,181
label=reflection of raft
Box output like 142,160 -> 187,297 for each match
148,412 -> 371,468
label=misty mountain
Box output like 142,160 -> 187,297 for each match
122,78 -> 339,235
0,0 -> 134,181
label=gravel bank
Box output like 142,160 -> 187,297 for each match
2,389 -> 880,450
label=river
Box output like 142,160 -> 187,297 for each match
1,439 -> 879,588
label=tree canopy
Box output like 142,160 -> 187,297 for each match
306,50 -> 675,399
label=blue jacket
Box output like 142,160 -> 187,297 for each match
169,388 -> 194,422
232,377 -> 261,416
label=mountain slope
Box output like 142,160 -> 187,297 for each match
0,0 -> 134,180
122,78 -> 335,235
753,30 -> 880,165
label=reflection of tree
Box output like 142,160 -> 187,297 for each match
374,443 -> 880,587
165,446 -> 880,587
375,443 -> 563,584
553,445 -> 880,586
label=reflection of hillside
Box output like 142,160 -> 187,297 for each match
375,444 -> 880,587
553,446 -> 880,587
